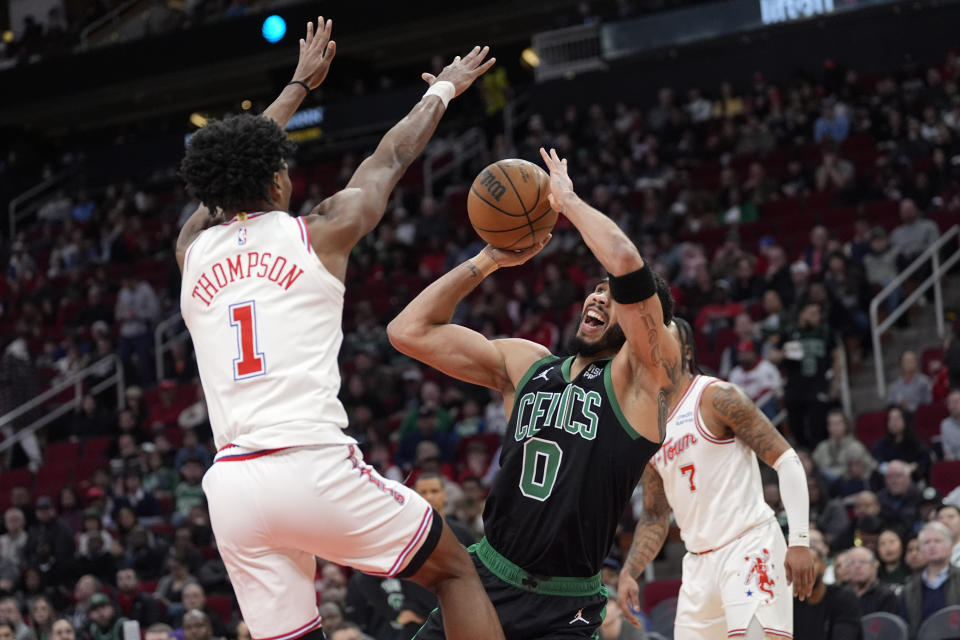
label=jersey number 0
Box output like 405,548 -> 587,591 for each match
229,301 -> 266,380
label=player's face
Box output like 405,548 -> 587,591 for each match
571,282 -> 625,356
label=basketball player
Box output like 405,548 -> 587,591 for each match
387,148 -> 684,639
176,18 -> 504,640
617,318 -> 817,639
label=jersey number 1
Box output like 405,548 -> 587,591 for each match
230,301 -> 266,380
680,464 -> 696,492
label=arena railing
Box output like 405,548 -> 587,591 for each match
869,224 -> 960,398
79,0 -> 147,49
154,312 -> 190,383
8,168 -> 76,238
531,23 -> 607,83
0,355 -> 125,459
422,127 -> 487,197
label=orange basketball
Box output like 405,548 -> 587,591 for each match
467,159 -> 556,250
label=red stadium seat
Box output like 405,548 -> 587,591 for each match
82,437 -> 112,459
0,468 -> 32,492
643,578 -> 682,613
856,411 -> 888,451
915,403 -> 948,445
931,462 -> 960,497
33,466 -> 73,496
922,347 -> 945,374
206,595 -> 234,623
73,458 -> 108,485
45,441 -> 80,464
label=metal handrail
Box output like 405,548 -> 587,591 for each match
154,312 -> 188,382
79,0 -> 142,47
8,168 -> 75,238
0,355 -> 124,454
423,127 -> 487,197
870,224 -> 960,398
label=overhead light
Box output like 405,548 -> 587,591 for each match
189,113 -> 208,128
241,100 -> 252,111
521,47 -> 540,68
2,31 -> 13,43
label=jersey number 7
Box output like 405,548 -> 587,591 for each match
680,464 -> 696,492
230,301 -> 266,380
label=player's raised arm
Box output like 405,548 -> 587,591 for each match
700,380 -> 816,600
538,148 -> 682,389
388,240 -> 551,395
305,47 -> 495,281
617,466 -> 671,628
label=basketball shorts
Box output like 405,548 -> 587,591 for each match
203,444 -> 440,640
413,538 -> 608,640
675,518 -> 792,639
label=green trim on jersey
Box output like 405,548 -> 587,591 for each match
515,355 -> 563,398
471,538 -> 603,596
602,360 -> 639,440
560,356 -> 574,382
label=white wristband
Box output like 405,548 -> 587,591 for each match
423,81 -> 456,108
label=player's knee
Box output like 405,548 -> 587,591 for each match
405,521 -> 474,590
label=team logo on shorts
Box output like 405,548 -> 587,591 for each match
237,228 -> 248,245
743,548 -> 776,603
568,608 -> 589,625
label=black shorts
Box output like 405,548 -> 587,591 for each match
412,545 -> 608,640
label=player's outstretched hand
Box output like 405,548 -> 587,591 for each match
482,234 -> 551,268
539,147 -> 576,214
616,571 -> 643,628
784,546 -> 816,601
291,16 -> 336,90
422,46 -> 496,97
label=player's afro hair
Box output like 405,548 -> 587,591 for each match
180,114 -> 295,215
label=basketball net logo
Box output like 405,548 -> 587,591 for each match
744,548 -> 776,603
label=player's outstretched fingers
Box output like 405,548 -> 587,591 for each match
616,574 -> 643,628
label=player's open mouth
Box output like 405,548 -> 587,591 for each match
580,307 -> 606,335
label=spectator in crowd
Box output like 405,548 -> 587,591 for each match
813,410 -> 875,482
114,276 -> 160,387
29,596 -> 55,640
877,460 -> 923,532
113,472 -> 162,522
718,312 -> 757,379
936,505 -> 960,567
62,576 -> 99,632
49,620 -> 74,640
877,528 -> 911,592
814,145 -> 855,193
814,99 -> 850,143
173,460 -> 206,525
887,350 -> 933,413
114,568 -> 160,627
143,624 -> 172,640
727,339 -> 782,419
154,551 -> 195,610
872,408 -> 931,481
808,474 -> 850,548
844,546 -> 899,615
0,599 -> 35,640
829,449 -> 875,498
0,509 -> 27,566
179,585 -> 226,638
182,609 -> 221,640
25,498 -> 74,568
86,595 -> 127,640
862,226 -> 902,311
173,431 -> 211,471
901,521 -> 960,637
234,622 -> 249,640
0,623 -> 15,640
778,302 -> 838,448
142,447 -> 178,498
941,388 -> 960,460
412,473 -> 474,546
328,624 -> 366,640
834,491 -> 882,551
890,198 -> 940,269
793,543 -> 861,640
0,338 -> 43,470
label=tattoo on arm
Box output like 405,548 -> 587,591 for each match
467,262 -> 479,278
710,384 -> 789,465
635,300 -> 682,387
656,389 -> 668,442
624,467 -> 670,579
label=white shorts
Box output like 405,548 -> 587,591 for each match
675,518 -> 793,639
203,444 -> 437,640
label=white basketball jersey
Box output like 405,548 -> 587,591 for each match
649,375 -> 773,553
180,211 -> 353,451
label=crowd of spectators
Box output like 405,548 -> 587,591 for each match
3,30 -> 960,640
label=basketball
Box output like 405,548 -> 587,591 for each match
467,159 -> 557,250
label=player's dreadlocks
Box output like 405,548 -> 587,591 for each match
673,316 -> 700,374
180,114 -> 295,215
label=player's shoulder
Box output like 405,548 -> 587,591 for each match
491,338 -> 553,390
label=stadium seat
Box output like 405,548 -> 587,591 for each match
643,578 -> 682,613
44,441 -> 79,464
862,612 -> 908,640
206,595 -> 235,623
930,462 -> 960,497
918,605 -> 960,640
33,466 -> 73,496
82,437 -> 112,459
73,458 -> 108,486
922,347 -> 945,373
856,411 -> 888,451
915,403 -> 948,445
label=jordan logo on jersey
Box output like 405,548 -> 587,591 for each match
744,548 -> 776,603
533,367 -> 554,382
568,609 -> 589,625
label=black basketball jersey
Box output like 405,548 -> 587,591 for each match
483,354 -> 661,577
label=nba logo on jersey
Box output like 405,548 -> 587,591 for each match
237,228 -> 248,246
